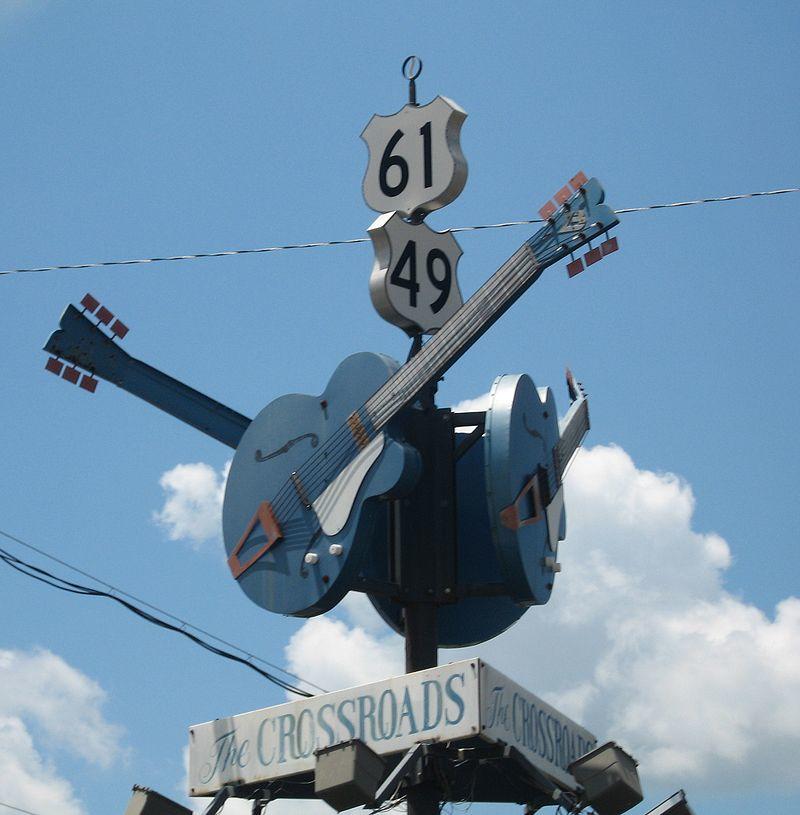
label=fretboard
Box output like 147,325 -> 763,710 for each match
553,397 -> 590,483
364,221 -> 572,430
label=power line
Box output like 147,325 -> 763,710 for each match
0,802 -> 43,815
1,187 -> 796,277
0,528 -> 326,696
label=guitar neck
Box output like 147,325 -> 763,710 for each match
364,177 -> 616,430
45,305 -> 251,448
554,397 -> 590,483
365,242 -> 540,428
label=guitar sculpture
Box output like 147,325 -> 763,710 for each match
367,369 -> 590,646
223,177 -> 617,616
44,177 -> 617,619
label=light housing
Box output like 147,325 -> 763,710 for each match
568,741 -> 643,815
122,785 -> 191,815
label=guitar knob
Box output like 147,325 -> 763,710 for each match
328,544 -> 344,557
543,556 -> 562,573
304,552 -> 319,565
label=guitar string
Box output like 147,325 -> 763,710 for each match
366,246 -> 537,426
557,401 -> 588,463
251,202 -> 599,538
556,403 -> 586,465
269,239 -> 562,525
265,244 -> 539,524
268,239 -> 541,515
365,220 -> 569,423
366,223 -> 575,428
248,246 -> 573,551
549,401 -> 589,492
269,224 -> 574,521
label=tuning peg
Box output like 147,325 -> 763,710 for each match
601,236 -> 619,256
566,258 -> 584,278
80,293 -> 100,314
79,374 -> 98,393
538,200 -> 557,220
540,172 -> 589,220
584,247 -> 603,266
95,305 -> 114,325
110,318 -> 129,339
566,368 -> 580,402
554,184 -> 572,206
62,366 -> 80,384
569,170 -> 588,191
45,357 -> 64,376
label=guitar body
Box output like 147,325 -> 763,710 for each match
486,374 -> 565,605
222,352 -> 420,618
367,372 -> 566,646
367,428 -> 528,648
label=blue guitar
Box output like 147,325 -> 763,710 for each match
366,368 -> 590,647
221,178 -> 617,616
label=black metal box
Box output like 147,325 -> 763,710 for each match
314,739 -> 386,812
123,786 -> 192,815
568,741 -> 643,815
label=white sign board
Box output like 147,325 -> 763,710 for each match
188,659 -> 596,796
361,96 -> 467,218
368,212 -> 463,334
479,662 -> 597,790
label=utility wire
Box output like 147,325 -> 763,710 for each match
0,528 -> 325,696
0,803 -> 43,815
1,187 -> 796,277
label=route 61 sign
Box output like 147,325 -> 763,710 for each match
368,212 -> 463,334
361,96 -> 467,218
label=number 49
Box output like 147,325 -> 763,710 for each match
390,239 -> 452,314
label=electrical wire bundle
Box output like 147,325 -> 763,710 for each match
0,535 -> 315,698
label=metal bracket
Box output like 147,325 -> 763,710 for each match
372,742 -> 429,806
201,785 -> 242,815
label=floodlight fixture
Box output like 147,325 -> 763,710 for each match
123,785 -> 191,815
643,789 -> 695,815
314,738 -> 387,812
568,741 -> 643,815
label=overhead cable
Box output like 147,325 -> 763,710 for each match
1,187 -> 797,277
0,528 -> 324,696
0,803 -> 43,815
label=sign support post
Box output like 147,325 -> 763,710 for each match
393,402 -> 459,815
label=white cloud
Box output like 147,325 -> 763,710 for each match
0,647 -> 125,814
285,611 -> 404,693
283,443 -> 800,792
153,461 -> 230,548
0,716 -> 85,815
0,647 -> 124,767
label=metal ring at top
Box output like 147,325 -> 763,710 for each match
402,55 -> 423,81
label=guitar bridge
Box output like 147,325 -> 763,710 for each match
291,471 -> 312,509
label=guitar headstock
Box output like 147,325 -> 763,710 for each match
529,173 -> 619,277
43,294 -> 131,390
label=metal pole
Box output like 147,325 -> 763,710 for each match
395,406 -> 455,815
404,602 -> 439,815
404,603 -> 438,672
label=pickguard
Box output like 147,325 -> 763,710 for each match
312,433 -> 385,536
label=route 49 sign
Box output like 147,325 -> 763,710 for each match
361,96 -> 467,218
368,212 -> 463,334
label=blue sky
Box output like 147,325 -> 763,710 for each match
1,2 -> 798,815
